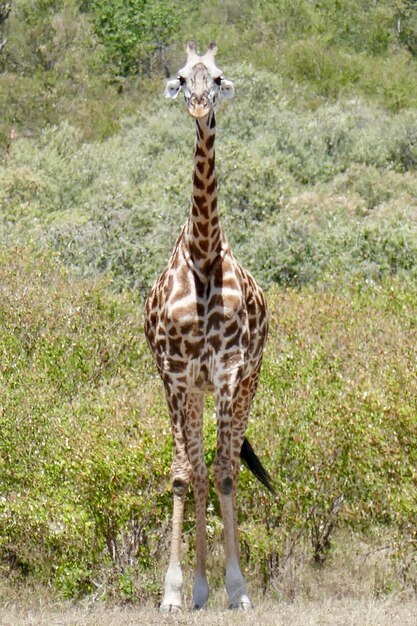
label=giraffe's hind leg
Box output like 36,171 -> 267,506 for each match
213,374 -> 253,611
214,367 -> 262,610
230,367 -> 262,562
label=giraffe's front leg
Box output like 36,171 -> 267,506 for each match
160,479 -> 187,613
186,392 -> 209,610
160,387 -> 192,613
192,470 -> 209,610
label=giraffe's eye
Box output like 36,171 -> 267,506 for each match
179,75 -> 186,86
214,76 -> 222,86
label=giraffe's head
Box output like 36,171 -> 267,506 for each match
165,41 -> 234,119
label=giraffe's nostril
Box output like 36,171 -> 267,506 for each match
191,95 -> 208,108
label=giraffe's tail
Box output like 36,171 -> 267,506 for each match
240,437 -> 275,494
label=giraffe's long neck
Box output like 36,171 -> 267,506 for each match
184,110 -> 224,278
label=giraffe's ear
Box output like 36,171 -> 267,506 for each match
165,78 -> 182,99
220,78 -> 234,100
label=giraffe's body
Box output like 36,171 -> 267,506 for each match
144,42 -> 271,611
146,228 -> 267,394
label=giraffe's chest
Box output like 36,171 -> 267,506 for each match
150,290 -> 264,388
162,286 -> 249,363
144,252 -> 268,387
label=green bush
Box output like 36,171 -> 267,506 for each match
1,0 -> 417,153
0,247 -> 171,595
361,52 -> 417,113
0,0 -> 130,141
88,0 -> 181,75
281,38 -> 363,98
240,282 -> 417,583
2,83 -> 416,294
1,0 -> 417,601
0,248 -> 416,597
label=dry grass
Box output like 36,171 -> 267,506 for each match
0,596 -> 416,626
1,541 -> 416,626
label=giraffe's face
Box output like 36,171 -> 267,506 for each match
165,42 -> 234,119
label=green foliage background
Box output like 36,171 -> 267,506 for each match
0,0 -> 416,602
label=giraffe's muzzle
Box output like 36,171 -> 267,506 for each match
188,94 -> 211,119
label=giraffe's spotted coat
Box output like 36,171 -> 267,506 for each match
145,43 -> 268,612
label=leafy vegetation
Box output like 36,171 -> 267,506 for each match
88,0 -> 180,76
0,249 -> 416,598
0,0 -> 416,603
1,86 -> 416,294
1,0 -> 417,146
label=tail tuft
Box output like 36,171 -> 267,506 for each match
239,437 -> 275,494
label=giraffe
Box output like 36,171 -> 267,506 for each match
144,41 -> 273,612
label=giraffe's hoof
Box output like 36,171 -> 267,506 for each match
160,602 -> 182,613
229,600 -> 253,611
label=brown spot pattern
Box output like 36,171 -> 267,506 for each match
143,103 -> 269,611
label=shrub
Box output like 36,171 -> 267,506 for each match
2,87 -> 417,294
88,0 -> 181,76
0,247 -> 172,595
281,38 -> 363,98
360,51 -> 417,111
240,281 -> 417,584
1,248 -> 416,597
